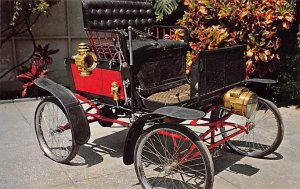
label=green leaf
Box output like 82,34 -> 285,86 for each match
153,0 -> 179,22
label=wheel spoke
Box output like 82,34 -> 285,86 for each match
220,98 -> 282,157
35,98 -> 77,163
135,126 -> 212,189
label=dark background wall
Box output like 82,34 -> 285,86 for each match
0,0 -> 88,97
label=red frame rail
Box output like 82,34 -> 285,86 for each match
156,105 -> 249,163
70,93 -> 248,162
74,93 -> 130,127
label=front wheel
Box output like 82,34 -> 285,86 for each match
216,97 -> 284,157
35,97 -> 78,163
134,124 -> 214,189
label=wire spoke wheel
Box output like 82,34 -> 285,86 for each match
35,97 -> 78,163
134,124 -> 214,189
216,97 -> 284,157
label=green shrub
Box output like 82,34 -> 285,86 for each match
178,0 -> 297,77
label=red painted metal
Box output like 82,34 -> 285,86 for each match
179,145 -> 203,162
150,104 -> 249,163
95,32 -> 107,59
75,93 -> 101,113
155,104 -> 249,156
189,119 -> 198,126
86,31 -> 93,48
70,61 -> 250,162
71,64 -> 103,95
176,112 -> 248,162
56,123 -> 70,132
207,129 -> 245,150
90,113 -> 128,127
86,113 -> 129,127
179,127 -> 246,163
101,69 -> 125,99
171,134 -> 178,152
157,131 -> 190,142
211,130 -> 215,144
73,93 -> 129,127
87,31 -> 101,58
103,32 -> 113,59
183,151 -> 201,163
71,64 -> 125,99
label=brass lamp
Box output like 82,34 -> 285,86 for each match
74,43 -> 97,76
223,87 -> 258,118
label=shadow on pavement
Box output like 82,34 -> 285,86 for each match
227,164 -> 259,176
68,127 -> 284,179
70,129 -> 128,167
214,148 -> 283,176
260,151 -> 283,160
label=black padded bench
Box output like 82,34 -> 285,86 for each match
81,0 -> 189,106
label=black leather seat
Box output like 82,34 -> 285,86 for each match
128,39 -> 187,64
82,0 -> 188,96
82,0 -> 154,30
129,39 -> 187,95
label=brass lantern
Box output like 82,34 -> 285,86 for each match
74,43 -> 97,76
223,87 -> 258,118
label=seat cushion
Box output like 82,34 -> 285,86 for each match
146,83 -> 191,104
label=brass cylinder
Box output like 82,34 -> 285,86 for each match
74,43 -> 97,76
223,87 -> 258,118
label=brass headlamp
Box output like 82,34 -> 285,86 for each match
74,43 -> 97,76
223,87 -> 258,118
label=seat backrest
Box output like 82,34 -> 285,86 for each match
82,0 -> 188,97
133,39 -> 188,95
82,0 -> 155,30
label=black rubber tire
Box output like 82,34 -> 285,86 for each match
35,97 -> 78,163
98,106 -> 118,127
134,124 -> 214,189
212,97 -> 284,157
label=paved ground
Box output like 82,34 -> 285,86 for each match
0,99 -> 299,189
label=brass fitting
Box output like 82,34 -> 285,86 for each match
111,81 -> 120,102
74,43 -> 97,76
223,86 -> 258,118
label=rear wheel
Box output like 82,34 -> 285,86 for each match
214,97 -> 284,157
35,97 -> 78,163
134,124 -> 214,189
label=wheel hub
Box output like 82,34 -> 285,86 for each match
163,162 -> 178,174
49,128 -> 55,135
248,122 -> 255,131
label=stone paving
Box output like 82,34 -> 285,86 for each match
0,99 -> 299,189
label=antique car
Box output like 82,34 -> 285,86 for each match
33,0 -> 284,188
